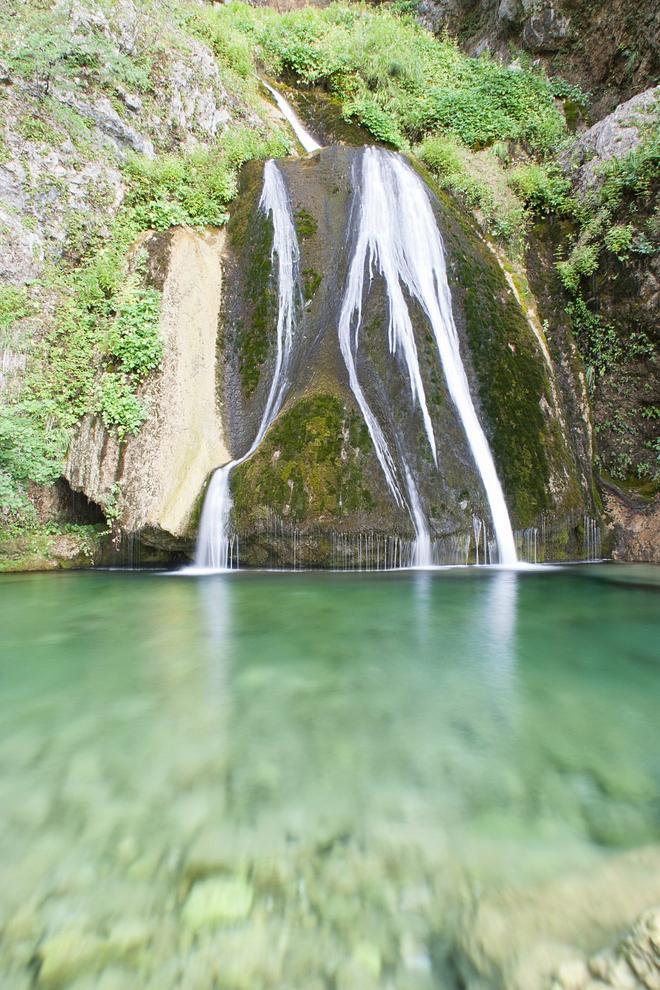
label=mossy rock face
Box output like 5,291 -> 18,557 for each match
233,394 -> 377,527
409,156 -> 592,529
225,161 -> 278,402
217,146 -> 596,564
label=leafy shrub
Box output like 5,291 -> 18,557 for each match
106,287 -> 162,377
343,95 -> 404,148
508,163 -> 572,215
557,243 -> 600,294
97,373 -> 147,439
0,287 -> 32,333
124,129 -> 290,229
566,297 -> 622,381
416,135 -> 463,177
0,398 -> 68,525
604,223 -> 634,259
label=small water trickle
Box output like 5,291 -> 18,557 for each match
194,160 -> 302,570
472,515 -> 483,565
262,81 -> 321,153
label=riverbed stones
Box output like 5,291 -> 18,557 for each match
181,876 -> 254,933
35,928 -> 106,987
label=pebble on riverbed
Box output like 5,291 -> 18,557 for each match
181,876 -> 254,933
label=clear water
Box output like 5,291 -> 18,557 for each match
1,566 -> 658,988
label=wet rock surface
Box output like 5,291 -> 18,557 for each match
221,146 -> 595,565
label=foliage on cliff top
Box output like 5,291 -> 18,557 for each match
207,1 -> 572,154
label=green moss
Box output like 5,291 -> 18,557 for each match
232,394 -> 375,527
0,523 -> 105,572
294,206 -> 318,240
303,267 -> 321,301
237,203 -> 277,397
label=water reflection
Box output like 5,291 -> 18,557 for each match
482,570 -> 519,725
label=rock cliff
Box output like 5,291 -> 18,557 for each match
65,228 -> 230,552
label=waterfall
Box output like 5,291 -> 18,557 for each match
262,81 -> 321,154
194,160 -> 302,569
338,148 -> 517,566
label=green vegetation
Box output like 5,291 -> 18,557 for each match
0,0 -> 292,528
124,129 -> 290,230
210,2 -> 569,153
8,125 -> 290,516
416,134 -> 526,245
0,287 -> 33,335
507,163 -> 572,216
4,3 -> 152,96
552,130 -> 659,485
555,131 -> 659,301
1,0 -> 657,544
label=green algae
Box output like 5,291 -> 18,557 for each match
232,394 -> 375,527
227,163 -> 279,397
294,206 -> 318,241
302,267 -> 322,302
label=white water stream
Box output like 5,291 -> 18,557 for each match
194,98 -> 517,570
262,81 -> 321,154
338,148 -> 517,566
194,160 -> 302,569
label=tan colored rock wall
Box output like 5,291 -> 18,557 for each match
603,489 -> 660,563
65,228 -> 229,548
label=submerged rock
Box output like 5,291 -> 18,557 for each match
451,847 -> 660,990
549,906 -> 660,990
182,876 -> 254,932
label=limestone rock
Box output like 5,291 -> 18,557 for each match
65,228 -> 230,550
603,487 -> 660,564
548,906 -> 660,990
166,43 -> 233,139
451,847 -> 660,989
563,88 -> 659,194
497,0 -> 522,27
56,91 -> 155,158
522,6 -> 570,52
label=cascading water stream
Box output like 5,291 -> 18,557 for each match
194,160 -> 302,569
262,81 -> 321,154
338,147 -> 517,566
